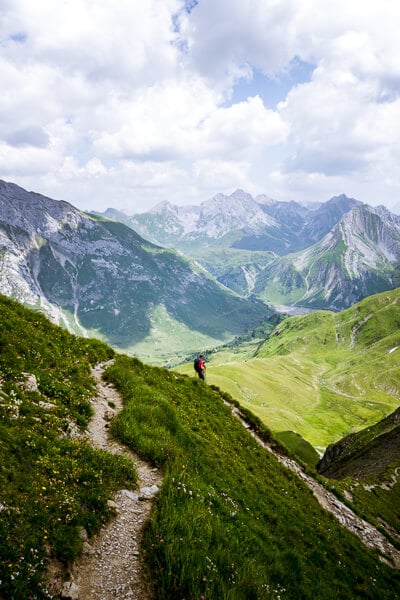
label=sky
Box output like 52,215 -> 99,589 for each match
0,0 -> 400,214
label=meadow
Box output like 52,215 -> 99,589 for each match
178,289 -> 400,452
0,296 -> 136,598
105,355 -> 400,599
1,290 -> 400,598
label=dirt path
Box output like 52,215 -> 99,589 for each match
60,361 -> 399,599
64,361 -> 163,600
225,401 -> 400,570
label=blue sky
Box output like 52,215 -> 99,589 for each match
0,0 -> 399,213
229,60 -> 315,109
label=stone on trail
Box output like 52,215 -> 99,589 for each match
139,485 -> 160,500
61,581 -> 79,599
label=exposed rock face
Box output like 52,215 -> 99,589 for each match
300,194 -> 361,243
317,407 -> 400,480
0,179 -> 272,352
126,189 -> 277,248
316,434 -> 358,476
104,190 -> 400,311
289,204 -> 400,310
125,190 -> 358,252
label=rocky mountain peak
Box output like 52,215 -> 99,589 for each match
0,178 -> 89,237
197,189 -> 276,235
148,200 -> 177,216
255,193 -> 277,206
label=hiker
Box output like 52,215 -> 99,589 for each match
194,353 -> 206,381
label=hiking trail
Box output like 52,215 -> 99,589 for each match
224,400 -> 400,570
58,362 -> 399,599
61,361 -> 162,600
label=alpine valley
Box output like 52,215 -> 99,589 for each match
98,189 -> 400,312
1,179 -> 400,599
0,180 -> 273,364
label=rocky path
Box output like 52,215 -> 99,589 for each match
63,361 -> 162,600
59,362 -> 399,599
225,401 -> 400,570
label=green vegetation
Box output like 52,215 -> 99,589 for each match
338,468 -> 400,548
121,304 -> 248,368
275,431 -> 320,467
105,355 -> 400,599
316,407 -> 400,542
2,291 -> 400,598
178,289 -> 400,450
0,296 -> 137,599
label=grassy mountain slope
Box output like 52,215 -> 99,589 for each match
2,295 -> 400,598
177,289 -> 400,450
106,356 -> 400,599
317,406 -> 400,548
318,406 -> 400,480
0,295 -> 136,598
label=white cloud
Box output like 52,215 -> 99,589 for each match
192,159 -> 250,191
0,141 -> 58,175
179,0 -> 303,86
0,0 -> 399,212
1,0 -> 181,84
199,96 -> 288,158
277,16 -> 400,194
94,88 -> 287,162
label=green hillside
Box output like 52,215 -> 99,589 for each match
318,406 -> 400,480
0,295 -> 136,598
1,294 -> 400,598
106,357 -> 399,599
317,407 -> 400,544
178,289 -> 400,450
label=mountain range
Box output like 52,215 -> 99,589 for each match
0,180 -> 272,362
96,189 -> 400,311
2,177 -> 400,365
100,189 -> 360,254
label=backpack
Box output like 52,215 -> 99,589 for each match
194,357 -> 201,373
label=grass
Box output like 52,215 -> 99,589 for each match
315,406 -> 400,542
121,304 -> 233,367
0,295 -> 137,599
2,290 -> 400,598
274,431 -> 320,467
176,290 -> 400,452
105,355 -> 400,599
